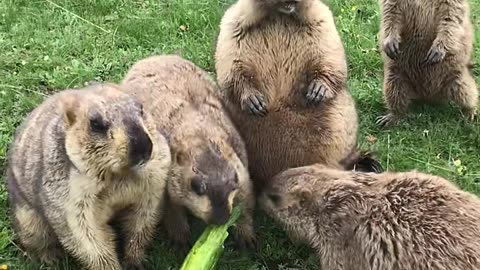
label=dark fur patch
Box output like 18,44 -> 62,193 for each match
196,143 -> 237,224
124,118 -> 153,166
340,150 -> 384,173
6,168 -> 26,209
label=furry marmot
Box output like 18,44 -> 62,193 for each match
376,0 -> 478,127
120,55 -> 256,251
214,0 -> 377,192
6,83 -> 172,270
260,164 -> 480,270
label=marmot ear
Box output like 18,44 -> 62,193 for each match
172,148 -> 189,166
293,186 -> 312,205
61,94 -> 79,127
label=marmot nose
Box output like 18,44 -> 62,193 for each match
127,123 -> 153,167
210,203 -> 230,225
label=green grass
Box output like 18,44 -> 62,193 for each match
0,0 -> 479,269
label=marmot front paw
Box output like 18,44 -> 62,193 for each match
305,79 -> 334,105
376,113 -> 401,127
241,91 -> 268,116
382,35 -> 401,60
233,227 -> 258,251
424,43 -> 446,65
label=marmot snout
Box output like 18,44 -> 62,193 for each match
126,118 -> 153,167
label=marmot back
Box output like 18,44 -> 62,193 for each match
215,0 -> 378,193
260,164 -> 480,270
121,55 -> 256,252
376,0 -> 478,127
7,83 -> 171,269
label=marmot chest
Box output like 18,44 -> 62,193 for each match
239,22 -> 315,96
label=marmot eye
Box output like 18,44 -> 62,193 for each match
139,104 -> 144,117
191,177 -> 206,196
268,193 -> 281,205
89,116 -> 108,133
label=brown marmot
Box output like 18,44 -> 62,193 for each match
214,0 -> 378,192
260,164 -> 480,270
120,55 -> 256,252
376,0 -> 478,127
6,83 -> 172,270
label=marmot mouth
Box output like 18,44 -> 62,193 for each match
278,1 -> 298,14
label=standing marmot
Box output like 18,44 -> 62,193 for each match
376,0 -> 478,127
214,0 -> 377,192
260,164 -> 480,270
120,55 -> 256,252
6,83 -> 172,270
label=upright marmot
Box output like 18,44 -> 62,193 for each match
260,164 -> 480,270
214,0 -> 376,192
6,83 -> 172,270
120,55 -> 256,252
376,0 -> 478,127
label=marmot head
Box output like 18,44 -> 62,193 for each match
256,0 -> 303,15
168,135 -> 243,225
259,164 -> 370,245
62,83 -> 154,179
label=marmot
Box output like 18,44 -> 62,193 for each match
6,83 -> 172,270
120,55 -> 256,252
214,0 -> 377,192
260,164 -> 480,270
376,0 -> 478,127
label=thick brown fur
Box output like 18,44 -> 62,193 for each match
376,0 -> 478,127
120,55 -> 256,253
6,83 -> 172,270
215,0 -> 362,193
260,164 -> 480,270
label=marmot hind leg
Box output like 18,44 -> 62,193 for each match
377,66 -> 416,127
447,70 -> 478,120
12,204 -> 64,265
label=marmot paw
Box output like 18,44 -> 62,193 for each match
305,79 -> 333,105
376,113 -> 401,128
465,108 -> 477,121
233,228 -> 258,252
241,91 -> 268,116
382,36 -> 401,60
167,235 -> 192,258
424,44 -> 446,65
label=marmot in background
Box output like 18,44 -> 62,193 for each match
120,55 -> 256,252
214,0 -> 378,193
6,83 -> 172,270
376,0 -> 478,127
260,164 -> 480,270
